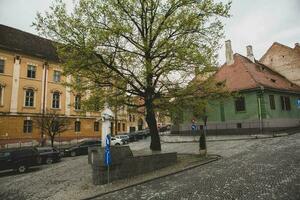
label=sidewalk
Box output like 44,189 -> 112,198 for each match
160,132 -> 291,143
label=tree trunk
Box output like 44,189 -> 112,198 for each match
145,100 -> 161,151
50,137 -> 55,147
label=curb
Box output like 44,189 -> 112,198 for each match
161,132 -> 298,144
81,155 -> 221,200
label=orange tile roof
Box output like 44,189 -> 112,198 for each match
214,54 -> 300,93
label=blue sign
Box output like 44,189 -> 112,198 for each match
104,134 -> 111,166
191,124 -> 197,131
297,99 -> 300,108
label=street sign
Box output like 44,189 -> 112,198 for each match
104,134 -> 111,184
104,134 -> 111,166
191,124 -> 197,131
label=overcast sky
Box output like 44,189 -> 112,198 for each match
0,0 -> 299,64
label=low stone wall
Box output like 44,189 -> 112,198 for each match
170,127 -> 288,136
89,146 -> 177,185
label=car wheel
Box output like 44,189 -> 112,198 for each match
17,165 -> 27,173
46,157 -> 53,164
71,151 -> 76,157
115,143 -> 120,145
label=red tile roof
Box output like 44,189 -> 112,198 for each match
214,54 -> 300,93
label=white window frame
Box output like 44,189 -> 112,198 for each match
74,94 -> 81,110
27,65 -> 37,79
52,91 -> 61,109
23,119 -> 33,133
24,89 -> 35,107
53,70 -> 61,82
23,87 -> 36,108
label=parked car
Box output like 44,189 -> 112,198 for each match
63,139 -> 101,157
0,147 -> 41,173
36,147 -> 61,164
136,129 -> 150,139
110,137 -> 124,145
128,132 -> 138,142
114,135 -> 130,144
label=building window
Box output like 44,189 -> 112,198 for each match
129,114 -> 132,122
75,121 -> 81,132
75,95 -> 81,110
237,123 -> 242,128
53,71 -> 61,82
52,92 -> 60,108
122,123 -> 126,131
269,95 -> 276,110
94,122 -> 99,132
25,89 -> 34,107
280,96 -> 291,111
0,59 -> 4,73
23,120 -> 33,133
0,85 -> 4,106
27,65 -> 36,78
235,97 -> 245,112
117,123 -> 121,132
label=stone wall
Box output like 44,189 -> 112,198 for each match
89,146 -> 177,185
260,43 -> 300,86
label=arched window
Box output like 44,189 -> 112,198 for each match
52,92 -> 60,108
25,89 -> 34,107
75,95 -> 81,110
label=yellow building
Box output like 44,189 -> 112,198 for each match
0,24 -> 104,145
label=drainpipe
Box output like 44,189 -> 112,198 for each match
41,62 -> 48,146
258,86 -> 264,134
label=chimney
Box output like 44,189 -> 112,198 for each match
246,45 -> 255,63
225,40 -> 234,65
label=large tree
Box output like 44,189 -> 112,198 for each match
34,0 -> 230,151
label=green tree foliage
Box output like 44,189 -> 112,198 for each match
34,0 -> 230,151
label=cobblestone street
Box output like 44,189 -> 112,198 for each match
0,134 -> 299,200
97,134 -> 300,200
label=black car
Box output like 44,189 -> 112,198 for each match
0,147 -> 41,173
63,140 -> 101,157
37,147 -> 61,164
128,132 -> 138,142
136,129 -> 150,139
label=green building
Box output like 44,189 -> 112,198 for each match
176,41 -> 300,134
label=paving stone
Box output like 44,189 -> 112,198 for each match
98,134 -> 300,200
